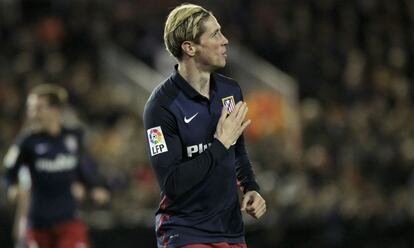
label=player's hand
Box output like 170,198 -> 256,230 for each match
91,187 -> 110,205
241,191 -> 266,219
71,182 -> 86,201
7,185 -> 19,203
215,101 -> 251,149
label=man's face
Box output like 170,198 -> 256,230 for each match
27,94 -> 59,129
194,15 -> 229,70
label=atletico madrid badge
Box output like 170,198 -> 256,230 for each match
221,96 -> 235,113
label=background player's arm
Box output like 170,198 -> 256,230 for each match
12,169 -> 30,244
3,140 -> 31,242
76,153 -> 110,205
3,142 -> 26,203
76,132 -> 110,205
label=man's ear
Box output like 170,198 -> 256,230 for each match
181,41 -> 196,57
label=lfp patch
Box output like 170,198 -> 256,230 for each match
222,96 -> 235,113
147,126 -> 168,156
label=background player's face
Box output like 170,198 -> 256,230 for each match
194,15 -> 229,70
27,94 -> 59,129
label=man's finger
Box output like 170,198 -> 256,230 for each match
220,105 -> 228,119
216,106 -> 227,131
249,204 -> 266,219
239,119 -> 251,133
249,197 -> 262,210
254,203 -> 266,216
235,102 -> 247,121
257,204 -> 267,218
240,195 -> 251,211
229,101 -> 243,119
246,197 -> 260,212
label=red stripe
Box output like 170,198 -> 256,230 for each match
159,195 -> 167,210
157,214 -> 169,248
158,196 -> 169,247
163,234 -> 167,248
156,214 -> 168,232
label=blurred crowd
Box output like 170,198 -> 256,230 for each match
0,0 -> 158,228
2,0 -> 414,247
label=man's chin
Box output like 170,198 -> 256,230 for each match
216,61 -> 227,69
209,65 -> 224,72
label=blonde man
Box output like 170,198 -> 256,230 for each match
144,4 -> 266,248
4,84 -> 109,248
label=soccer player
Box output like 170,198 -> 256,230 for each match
3,84 -> 109,248
143,4 -> 266,248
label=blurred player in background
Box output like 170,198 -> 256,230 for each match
144,4 -> 266,248
3,84 -> 109,248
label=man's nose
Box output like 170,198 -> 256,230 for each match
222,35 -> 229,46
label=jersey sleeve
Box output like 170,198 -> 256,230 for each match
235,85 -> 260,193
143,100 -> 228,200
77,152 -> 105,189
3,137 -> 29,188
234,134 -> 260,193
74,129 -> 105,189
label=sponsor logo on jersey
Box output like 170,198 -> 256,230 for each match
147,126 -> 168,156
35,154 -> 77,172
221,96 -> 235,113
187,142 -> 212,157
184,112 -> 198,123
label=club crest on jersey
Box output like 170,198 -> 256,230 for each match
147,126 -> 168,156
222,96 -> 235,113
65,135 -> 78,153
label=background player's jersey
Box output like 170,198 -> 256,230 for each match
4,127 -> 99,228
144,68 -> 260,248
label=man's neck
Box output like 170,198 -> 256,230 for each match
178,62 -> 211,99
45,121 -> 61,136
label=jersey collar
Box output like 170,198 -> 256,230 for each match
171,65 -> 217,100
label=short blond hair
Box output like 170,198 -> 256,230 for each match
164,4 -> 212,59
29,84 -> 68,107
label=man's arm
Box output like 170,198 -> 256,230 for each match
3,141 -> 31,242
75,130 -> 110,205
233,87 -> 266,219
76,150 -> 110,205
144,100 -> 249,200
76,151 -> 104,189
235,134 -> 260,193
234,135 -> 266,219
234,86 -> 259,192
12,168 -> 30,244
4,143 -> 26,202
144,102 -> 228,200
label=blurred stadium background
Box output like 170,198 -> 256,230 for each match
1,0 -> 414,247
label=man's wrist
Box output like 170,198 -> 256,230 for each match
243,183 -> 260,194
216,136 -> 231,149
